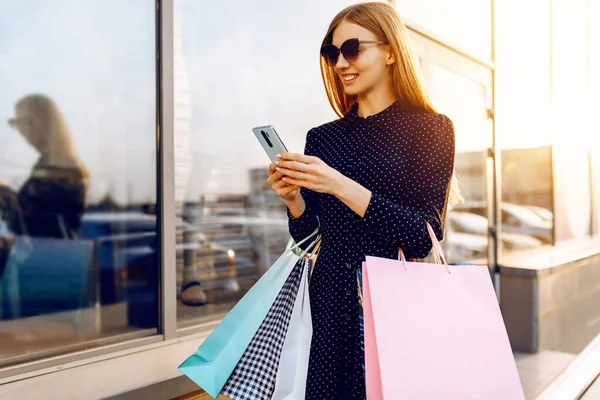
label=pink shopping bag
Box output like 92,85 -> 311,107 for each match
362,261 -> 384,400
362,224 -> 525,400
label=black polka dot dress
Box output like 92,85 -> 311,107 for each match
287,101 -> 455,399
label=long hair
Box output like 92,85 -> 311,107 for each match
15,94 -> 87,172
320,2 -> 463,207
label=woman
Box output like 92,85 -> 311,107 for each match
6,94 -> 89,238
267,2 -> 459,398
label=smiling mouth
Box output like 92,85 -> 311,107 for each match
342,74 -> 359,84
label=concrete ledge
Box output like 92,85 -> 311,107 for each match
499,239 -> 600,277
499,238 -> 600,354
0,332 -> 208,400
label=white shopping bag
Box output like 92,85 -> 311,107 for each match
271,258 -> 312,400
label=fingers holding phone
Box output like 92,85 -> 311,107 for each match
267,161 -> 300,202
253,125 -> 301,202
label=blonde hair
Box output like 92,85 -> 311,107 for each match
320,2 -> 463,207
15,94 -> 87,173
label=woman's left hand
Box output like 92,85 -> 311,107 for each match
274,152 -> 344,196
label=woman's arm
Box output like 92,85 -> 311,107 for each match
360,114 -> 455,258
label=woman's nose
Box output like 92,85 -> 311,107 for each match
335,54 -> 351,70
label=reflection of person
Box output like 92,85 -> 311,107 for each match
5,94 -> 88,238
267,3 -> 460,398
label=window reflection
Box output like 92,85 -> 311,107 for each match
0,1 -> 157,365
427,64 -> 491,264
1,94 -> 90,320
500,145 -> 554,251
549,0 -> 592,243
591,146 -> 600,235
174,0 -> 360,326
6,95 -> 89,240
493,0 -> 555,258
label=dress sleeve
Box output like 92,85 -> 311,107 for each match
361,114 -> 455,259
287,128 -> 320,245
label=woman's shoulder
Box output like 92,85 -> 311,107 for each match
405,112 -> 455,160
403,111 -> 455,141
310,117 -> 348,135
401,107 -> 453,125
303,117 -> 348,146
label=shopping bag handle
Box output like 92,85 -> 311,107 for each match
286,217 -> 320,254
298,235 -> 320,259
398,222 -> 450,273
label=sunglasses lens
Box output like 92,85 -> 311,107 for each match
320,45 -> 339,66
340,39 -> 360,63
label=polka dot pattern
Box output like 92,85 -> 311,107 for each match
287,101 -> 455,399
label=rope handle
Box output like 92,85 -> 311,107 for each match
398,222 -> 450,274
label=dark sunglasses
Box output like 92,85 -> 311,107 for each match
320,38 -> 386,66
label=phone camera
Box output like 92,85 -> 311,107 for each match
261,130 -> 274,148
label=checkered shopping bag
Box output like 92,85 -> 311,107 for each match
220,259 -> 306,400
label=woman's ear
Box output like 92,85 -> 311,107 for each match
386,47 -> 395,65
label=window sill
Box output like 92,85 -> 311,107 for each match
499,237 -> 600,277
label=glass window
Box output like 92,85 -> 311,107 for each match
426,60 -> 493,265
591,145 -> 600,235
549,0 -> 592,243
500,146 -> 554,247
552,142 -> 591,243
591,0 -> 600,235
593,0 -> 600,99
0,1 -> 158,366
495,0 -> 555,257
495,0 -> 552,149
395,0 -> 492,61
174,0 -> 367,327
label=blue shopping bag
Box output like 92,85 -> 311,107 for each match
0,236 -> 96,319
178,227 -> 319,399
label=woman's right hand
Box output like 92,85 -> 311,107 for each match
267,161 -> 301,203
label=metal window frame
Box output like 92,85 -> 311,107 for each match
0,0 -> 499,384
158,0 -> 177,342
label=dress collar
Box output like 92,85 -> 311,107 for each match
343,100 -> 403,123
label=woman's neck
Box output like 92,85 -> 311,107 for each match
356,87 -> 396,118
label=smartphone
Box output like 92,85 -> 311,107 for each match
252,125 -> 288,162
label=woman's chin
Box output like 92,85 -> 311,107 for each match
343,86 -> 363,96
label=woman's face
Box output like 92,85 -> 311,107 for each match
330,20 -> 394,98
